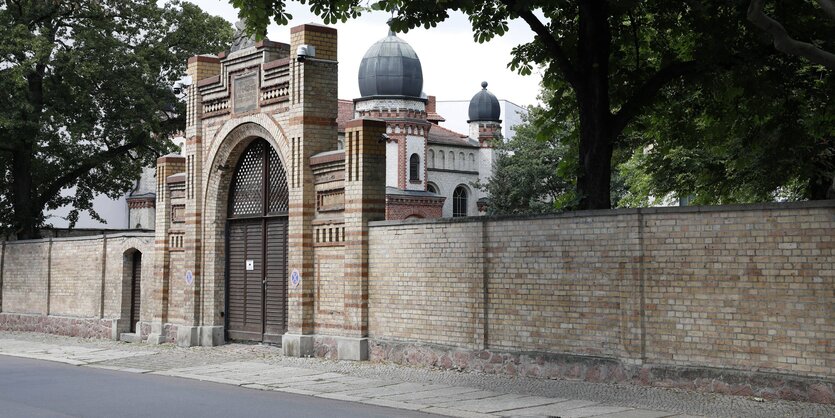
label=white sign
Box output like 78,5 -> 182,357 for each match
185,270 -> 194,285
290,269 -> 301,288
246,260 -> 254,271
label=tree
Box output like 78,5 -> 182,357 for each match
616,49 -> 834,206
748,0 -> 835,69
0,0 -> 233,239
478,102 -> 573,215
231,0 -> 778,210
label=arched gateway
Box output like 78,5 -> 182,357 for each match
226,139 -> 288,343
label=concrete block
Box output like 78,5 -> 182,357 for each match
176,326 -> 198,347
336,336 -> 368,361
282,333 -> 314,357
119,333 -> 142,343
199,325 -> 224,346
110,319 -> 129,340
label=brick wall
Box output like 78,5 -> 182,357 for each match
368,201 -> 835,402
0,233 -> 154,338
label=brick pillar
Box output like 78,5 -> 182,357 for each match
338,119 -> 386,360
282,24 -> 338,357
148,155 -> 185,344
178,56 -> 221,347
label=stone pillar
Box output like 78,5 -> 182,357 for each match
338,119 -> 387,360
282,24 -> 338,356
148,155 -> 185,344
179,56 -> 221,347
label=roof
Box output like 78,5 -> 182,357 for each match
386,186 -> 441,198
468,81 -> 501,122
427,124 -> 478,148
358,31 -> 423,98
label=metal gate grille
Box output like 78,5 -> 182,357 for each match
227,139 -> 289,343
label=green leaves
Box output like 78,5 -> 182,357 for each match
1,0 -> 233,236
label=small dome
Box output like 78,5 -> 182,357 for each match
358,31 -> 423,98
468,81 -> 501,122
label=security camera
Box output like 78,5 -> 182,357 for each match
173,76 -> 193,94
296,44 -> 316,62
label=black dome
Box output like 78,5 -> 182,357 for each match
358,31 -> 423,98
468,81 -> 501,122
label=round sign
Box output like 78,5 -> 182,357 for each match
290,269 -> 301,288
185,270 -> 194,285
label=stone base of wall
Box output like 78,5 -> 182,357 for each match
0,313 -> 113,340
369,339 -> 835,404
313,335 -> 339,359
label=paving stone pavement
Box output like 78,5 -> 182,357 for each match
1,332 -> 833,418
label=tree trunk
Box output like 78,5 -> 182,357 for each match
12,68 -> 47,240
11,145 -> 39,240
576,1 -> 614,210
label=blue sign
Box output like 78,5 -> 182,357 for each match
290,269 -> 301,288
185,270 -> 194,285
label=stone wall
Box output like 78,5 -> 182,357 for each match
367,201 -> 835,403
0,232 -> 154,339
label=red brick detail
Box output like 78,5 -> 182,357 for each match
290,24 -> 337,35
289,116 -> 337,126
263,57 -> 290,70
187,55 -> 220,65
385,194 -> 445,220
157,155 -> 185,164
127,197 -> 155,209
196,75 -> 220,87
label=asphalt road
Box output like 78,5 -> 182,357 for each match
0,356 -> 441,418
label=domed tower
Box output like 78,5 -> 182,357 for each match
355,27 -> 431,194
467,81 -> 502,147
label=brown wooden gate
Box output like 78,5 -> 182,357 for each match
226,140 -> 289,343
129,251 -> 141,333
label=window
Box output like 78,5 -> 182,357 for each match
449,152 -> 455,170
453,185 -> 468,217
427,183 -> 438,194
458,152 -> 465,170
428,149 -> 435,168
409,153 -> 420,181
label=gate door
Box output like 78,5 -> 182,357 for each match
129,251 -> 141,333
226,139 -> 289,343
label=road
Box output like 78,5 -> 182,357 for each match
0,356 -> 440,418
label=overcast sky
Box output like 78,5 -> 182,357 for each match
188,0 -> 544,107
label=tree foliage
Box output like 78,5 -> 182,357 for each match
0,0 -> 233,238
230,0 -> 835,211
478,102 -> 574,215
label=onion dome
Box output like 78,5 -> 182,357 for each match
357,29 -> 423,98
467,81 -> 501,122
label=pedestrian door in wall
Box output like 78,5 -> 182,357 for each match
129,251 -> 142,333
226,139 -> 289,344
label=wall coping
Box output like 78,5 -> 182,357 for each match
3,231 -> 155,245
369,199 -> 835,228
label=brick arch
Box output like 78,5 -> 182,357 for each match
201,119 -> 290,327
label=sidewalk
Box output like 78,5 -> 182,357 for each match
0,332 -> 831,418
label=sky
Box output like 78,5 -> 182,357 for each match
188,0 -> 544,107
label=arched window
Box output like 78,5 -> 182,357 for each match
458,152 -> 465,170
449,152 -> 455,170
439,151 -> 445,169
427,183 -> 438,194
469,153 -> 475,170
453,185 -> 468,217
409,153 -> 420,181
428,149 -> 435,168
